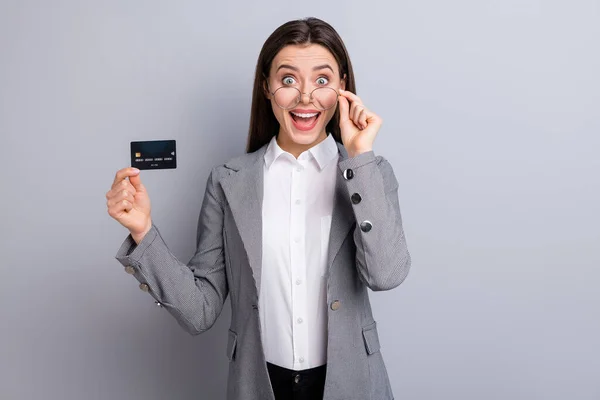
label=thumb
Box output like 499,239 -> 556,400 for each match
129,173 -> 146,192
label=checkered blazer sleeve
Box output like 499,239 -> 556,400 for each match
114,168 -> 228,335
338,151 -> 411,291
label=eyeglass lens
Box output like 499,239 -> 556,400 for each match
273,87 -> 338,110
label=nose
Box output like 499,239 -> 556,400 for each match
299,92 -> 311,105
298,81 -> 313,105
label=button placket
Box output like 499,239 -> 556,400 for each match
290,161 -> 308,370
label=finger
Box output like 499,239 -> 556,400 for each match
352,104 -> 365,126
366,111 -> 383,131
113,167 -> 140,188
122,199 -> 133,213
120,179 -> 136,195
346,93 -> 363,112
339,89 -> 363,104
352,105 -> 367,128
108,198 -> 133,219
338,94 -> 351,124
106,179 -> 136,200
358,108 -> 368,129
107,188 -> 135,208
348,101 -> 358,120
128,173 -> 145,192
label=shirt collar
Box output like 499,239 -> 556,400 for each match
264,133 -> 339,171
263,135 -> 287,170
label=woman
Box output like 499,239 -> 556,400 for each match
106,17 -> 411,400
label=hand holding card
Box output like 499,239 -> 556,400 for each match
106,140 -> 176,243
106,167 -> 153,244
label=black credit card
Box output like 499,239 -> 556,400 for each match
131,140 -> 177,170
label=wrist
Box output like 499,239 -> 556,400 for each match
347,147 -> 373,158
131,220 -> 152,245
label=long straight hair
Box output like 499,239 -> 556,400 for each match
246,17 -> 357,153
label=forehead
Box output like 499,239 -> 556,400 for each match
271,44 -> 339,74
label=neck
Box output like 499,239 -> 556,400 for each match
276,130 -> 328,158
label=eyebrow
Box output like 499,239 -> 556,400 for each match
276,64 -> 335,73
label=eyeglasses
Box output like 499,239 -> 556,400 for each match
268,86 -> 340,111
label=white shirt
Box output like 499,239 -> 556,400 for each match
259,133 -> 339,371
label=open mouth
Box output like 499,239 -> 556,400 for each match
289,110 -> 321,131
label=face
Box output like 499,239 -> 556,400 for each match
265,44 -> 346,156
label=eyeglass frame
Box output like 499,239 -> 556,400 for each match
264,76 -> 342,111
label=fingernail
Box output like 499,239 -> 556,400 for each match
131,168 -> 140,173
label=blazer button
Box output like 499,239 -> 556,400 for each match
351,193 -> 362,204
139,283 -> 150,292
124,265 -> 136,275
343,168 -> 354,180
330,300 -> 341,310
360,221 -> 373,232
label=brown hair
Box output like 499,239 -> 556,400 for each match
246,17 -> 356,153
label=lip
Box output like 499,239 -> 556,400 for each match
289,109 -> 321,132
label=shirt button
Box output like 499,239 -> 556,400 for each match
295,199 -> 301,205
139,283 -> 150,292
296,279 -> 302,285
299,357 -> 305,363
360,220 -> 373,232
155,301 -> 163,307
296,167 -> 302,172
124,265 -> 136,275
297,318 -> 303,324
294,237 -> 301,243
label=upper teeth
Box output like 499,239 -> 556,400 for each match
291,112 -> 319,118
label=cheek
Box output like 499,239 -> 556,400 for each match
321,106 -> 338,126
270,100 -> 286,124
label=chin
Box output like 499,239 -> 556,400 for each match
288,130 -> 322,145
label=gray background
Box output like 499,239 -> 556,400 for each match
1,0 -> 598,399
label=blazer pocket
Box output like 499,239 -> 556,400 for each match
227,329 -> 238,361
362,321 -> 381,355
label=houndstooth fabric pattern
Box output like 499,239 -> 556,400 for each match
115,141 -> 411,400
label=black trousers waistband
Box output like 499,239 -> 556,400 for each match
266,362 -> 327,400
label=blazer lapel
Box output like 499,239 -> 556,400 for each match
326,142 -> 355,273
220,146 -> 266,298
219,141 -> 354,297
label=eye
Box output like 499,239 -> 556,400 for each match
282,76 -> 296,85
316,76 -> 329,85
